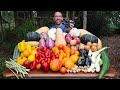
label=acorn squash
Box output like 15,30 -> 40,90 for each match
24,32 -> 40,41
81,34 -> 98,44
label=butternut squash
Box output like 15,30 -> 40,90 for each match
25,41 -> 39,46
35,26 -> 49,34
55,28 -> 66,46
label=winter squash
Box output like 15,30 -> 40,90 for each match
24,32 -> 40,41
80,34 -> 98,45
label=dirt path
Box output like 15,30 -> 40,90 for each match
100,34 -> 120,79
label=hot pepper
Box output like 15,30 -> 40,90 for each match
30,61 -> 37,71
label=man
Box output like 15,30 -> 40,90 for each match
50,11 -> 66,32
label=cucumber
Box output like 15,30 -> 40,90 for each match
99,50 -> 110,79
12,45 -> 20,60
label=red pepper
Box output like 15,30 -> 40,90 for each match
54,52 -> 59,58
30,61 -> 37,71
47,58 -> 51,63
51,55 -> 55,60
45,50 -> 50,58
23,60 -> 30,69
39,58 -> 44,64
35,53 -> 40,60
40,53 -> 45,59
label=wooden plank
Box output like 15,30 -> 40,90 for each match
2,64 -> 116,79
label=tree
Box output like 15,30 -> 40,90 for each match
83,11 -> 87,30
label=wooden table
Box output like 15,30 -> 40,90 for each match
2,64 -> 117,79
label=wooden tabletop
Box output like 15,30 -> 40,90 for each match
2,64 -> 117,79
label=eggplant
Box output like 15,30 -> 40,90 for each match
77,56 -> 86,66
85,57 -> 92,66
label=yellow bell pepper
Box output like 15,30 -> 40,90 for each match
18,41 -> 27,52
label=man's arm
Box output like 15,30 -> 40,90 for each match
79,29 -> 102,47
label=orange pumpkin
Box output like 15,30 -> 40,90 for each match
50,59 -> 62,72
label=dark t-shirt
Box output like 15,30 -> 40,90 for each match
50,24 -> 66,32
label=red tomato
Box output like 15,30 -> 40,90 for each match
60,67 -> 67,74
36,63 -> 41,70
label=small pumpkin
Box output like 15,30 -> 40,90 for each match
81,34 -> 98,45
24,32 -> 40,41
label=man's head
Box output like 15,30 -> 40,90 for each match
53,11 -> 63,25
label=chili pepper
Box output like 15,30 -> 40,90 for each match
45,50 -> 49,58
40,59 -> 45,64
40,53 -> 45,59
54,52 -> 59,58
30,61 -> 37,71
45,58 -> 48,62
49,51 -> 52,58
23,60 -> 30,69
51,55 -> 55,60
35,53 -> 40,60
47,58 -> 51,63
35,59 -> 39,64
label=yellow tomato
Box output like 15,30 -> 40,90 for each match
23,50 -> 30,57
70,55 -> 79,64
16,56 -> 27,65
28,54 -> 35,62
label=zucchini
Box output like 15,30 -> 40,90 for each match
99,50 -> 110,79
12,45 -> 20,60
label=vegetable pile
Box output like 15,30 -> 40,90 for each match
5,27 -> 110,79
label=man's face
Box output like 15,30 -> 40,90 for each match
54,12 -> 63,25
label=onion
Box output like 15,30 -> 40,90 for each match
39,38 -> 46,48
46,37 -> 55,49
40,32 -> 48,41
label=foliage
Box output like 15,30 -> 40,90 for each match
0,55 -> 17,79
14,19 -> 39,41
86,11 -> 120,36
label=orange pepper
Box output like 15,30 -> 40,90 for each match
59,50 -> 65,61
66,50 -> 70,58
52,46 -> 59,54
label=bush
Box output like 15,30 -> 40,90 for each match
14,19 -> 39,41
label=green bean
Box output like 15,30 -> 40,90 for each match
5,58 -> 30,79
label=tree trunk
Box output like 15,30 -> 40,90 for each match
83,11 -> 87,30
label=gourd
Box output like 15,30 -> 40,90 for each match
25,41 -> 39,46
81,34 -> 98,45
55,28 -> 66,46
24,32 -> 40,41
35,26 -> 49,34
99,50 -> 110,79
